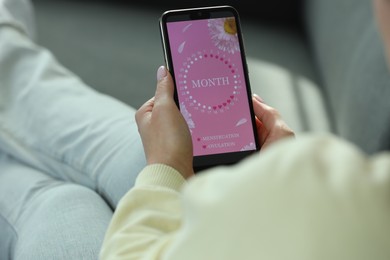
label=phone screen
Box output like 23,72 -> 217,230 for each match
161,7 -> 259,168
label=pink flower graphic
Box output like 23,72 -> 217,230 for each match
208,18 -> 240,54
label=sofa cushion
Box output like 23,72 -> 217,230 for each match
305,0 -> 390,154
248,58 -> 330,134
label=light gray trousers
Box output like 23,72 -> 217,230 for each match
0,0 -> 146,259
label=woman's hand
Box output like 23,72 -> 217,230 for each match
135,66 -> 293,179
135,66 -> 194,179
252,94 -> 295,151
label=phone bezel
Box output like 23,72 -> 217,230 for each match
159,6 -> 260,171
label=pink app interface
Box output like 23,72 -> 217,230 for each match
167,17 -> 256,156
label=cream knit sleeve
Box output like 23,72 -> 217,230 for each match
99,164 -> 186,260
100,134 -> 390,260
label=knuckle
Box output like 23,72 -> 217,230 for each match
135,109 -> 142,123
268,107 -> 281,118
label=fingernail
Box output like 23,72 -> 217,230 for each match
253,94 -> 264,103
157,66 -> 167,81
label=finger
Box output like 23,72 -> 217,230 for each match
136,66 -> 177,126
253,93 -> 264,103
252,95 -> 295,143
254,116 -> 267,147
155,66 -> 175,103
252,95 -> 279,129
135,97 -> 155,125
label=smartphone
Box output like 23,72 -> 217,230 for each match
159,5 -> 260,171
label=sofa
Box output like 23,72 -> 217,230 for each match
2,0 -> 389,258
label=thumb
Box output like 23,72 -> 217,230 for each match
155,66 -> 175,103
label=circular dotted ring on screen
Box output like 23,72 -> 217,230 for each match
177,50 -> 242,114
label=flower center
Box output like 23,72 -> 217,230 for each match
224,18 -> 237,35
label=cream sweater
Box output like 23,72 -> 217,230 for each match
100,134 -> 390,260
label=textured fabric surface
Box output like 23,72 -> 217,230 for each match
101,134 -> 390,260
305,0 -> 390,154
0,0 -> 35,38
0,152 -> 113,260
0,25 -> 146,208
0,1 -> 146,258
0,210 -> 16,260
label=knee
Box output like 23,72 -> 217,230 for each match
14,183 -> 113,260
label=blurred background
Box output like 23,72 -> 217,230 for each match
32,0 -> 308,109
31,0 -> 390,154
